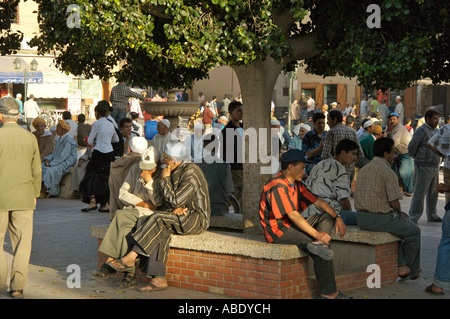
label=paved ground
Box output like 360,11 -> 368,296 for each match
1,174 -> 449,302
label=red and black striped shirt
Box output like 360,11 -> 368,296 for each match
259,171 -> 318,243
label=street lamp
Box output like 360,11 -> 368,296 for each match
14,57 -> 39,110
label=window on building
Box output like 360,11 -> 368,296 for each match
324,84 -> 337,105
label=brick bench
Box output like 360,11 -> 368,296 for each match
91,224 -> 400,299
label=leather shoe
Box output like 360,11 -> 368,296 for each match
428,217 -> 443,222
81,206 -> 97,212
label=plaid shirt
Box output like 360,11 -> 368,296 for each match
110,83 -> 144,109
322,123 -> 363,160
354,156 -> 403,213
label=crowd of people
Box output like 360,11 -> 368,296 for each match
0,88 -> 449,299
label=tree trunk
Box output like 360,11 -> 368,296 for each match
233,57 -> 285,235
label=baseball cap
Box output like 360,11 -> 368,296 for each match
139,147 -> 157,170
281,149 -> 313,164
388,112 -> 399,118
0,97 -> 20,115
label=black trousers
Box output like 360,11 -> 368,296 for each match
273,213 -> 337,295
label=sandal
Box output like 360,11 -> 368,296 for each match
107,258 -> 136,274
9,289 -> 24,299
317,290 -> 353,299
398,269 -> 422,282
307,242 -> 334,260
425,284 -> 444,296
118,273 -> 137,289
90,263 -> 117,279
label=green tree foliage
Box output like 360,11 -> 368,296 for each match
30,0 -> 449,91
0,0 -> 25,55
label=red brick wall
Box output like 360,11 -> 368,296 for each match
97,239 -> 398,299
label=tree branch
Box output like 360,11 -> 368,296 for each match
287,30 -> 320,61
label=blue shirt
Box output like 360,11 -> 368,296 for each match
302,128 -> 327,174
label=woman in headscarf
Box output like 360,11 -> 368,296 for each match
41,120 -> 78,198
79,101 -> 119,212
32,118 -> 54,162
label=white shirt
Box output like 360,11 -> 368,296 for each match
23,99 -> 41,119
88,117 -> 119,153
307,98 -> 315,112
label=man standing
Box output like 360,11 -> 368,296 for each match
302,112 -> 327,175
0,97 -> 42,299
322,110 -> 363,181
259,149 -> 350,299
290,99 -> 301,127
408,110 -> 442,223
387,112 -> 414,196
306,94 -> 315,119
360,96 -> 367,116
394,96 -> 405,125
377,99 -> 390,128
15,93 -> 23,116
220,101 -> 244,202
221,94 -> 231,118
23,94 -> 41,130
355,137 -> 421,282
110,81 -> 144,124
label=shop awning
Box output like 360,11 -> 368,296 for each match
0,57 -> 43,84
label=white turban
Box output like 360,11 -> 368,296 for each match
129,137 -> 148,154
164,142 -> 187,159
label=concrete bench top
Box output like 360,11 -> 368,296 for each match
91,224 -> 400,261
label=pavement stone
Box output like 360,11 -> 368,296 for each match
1,174 -> 449,301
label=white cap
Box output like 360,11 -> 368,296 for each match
139,147 -> 157,170
129,137 -> 148,154
164,142 -> 187,159
363,119 -> 374,128
396,95 -> 401,100
219,116 -> 228,121
299,123 -> 311,132
270,119 -> 280,126
331,102 -> 337,106
160,119 -> 170,128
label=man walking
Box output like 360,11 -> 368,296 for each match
0,98 -> 42,298
408,110 -> 442,223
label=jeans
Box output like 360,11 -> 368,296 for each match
434,210 -> 450,290
392,154 -> 414,194
111,107 -> 127,124
340,210 -> 357,225
409,165 -> 439,222
357,210 -> 421,273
